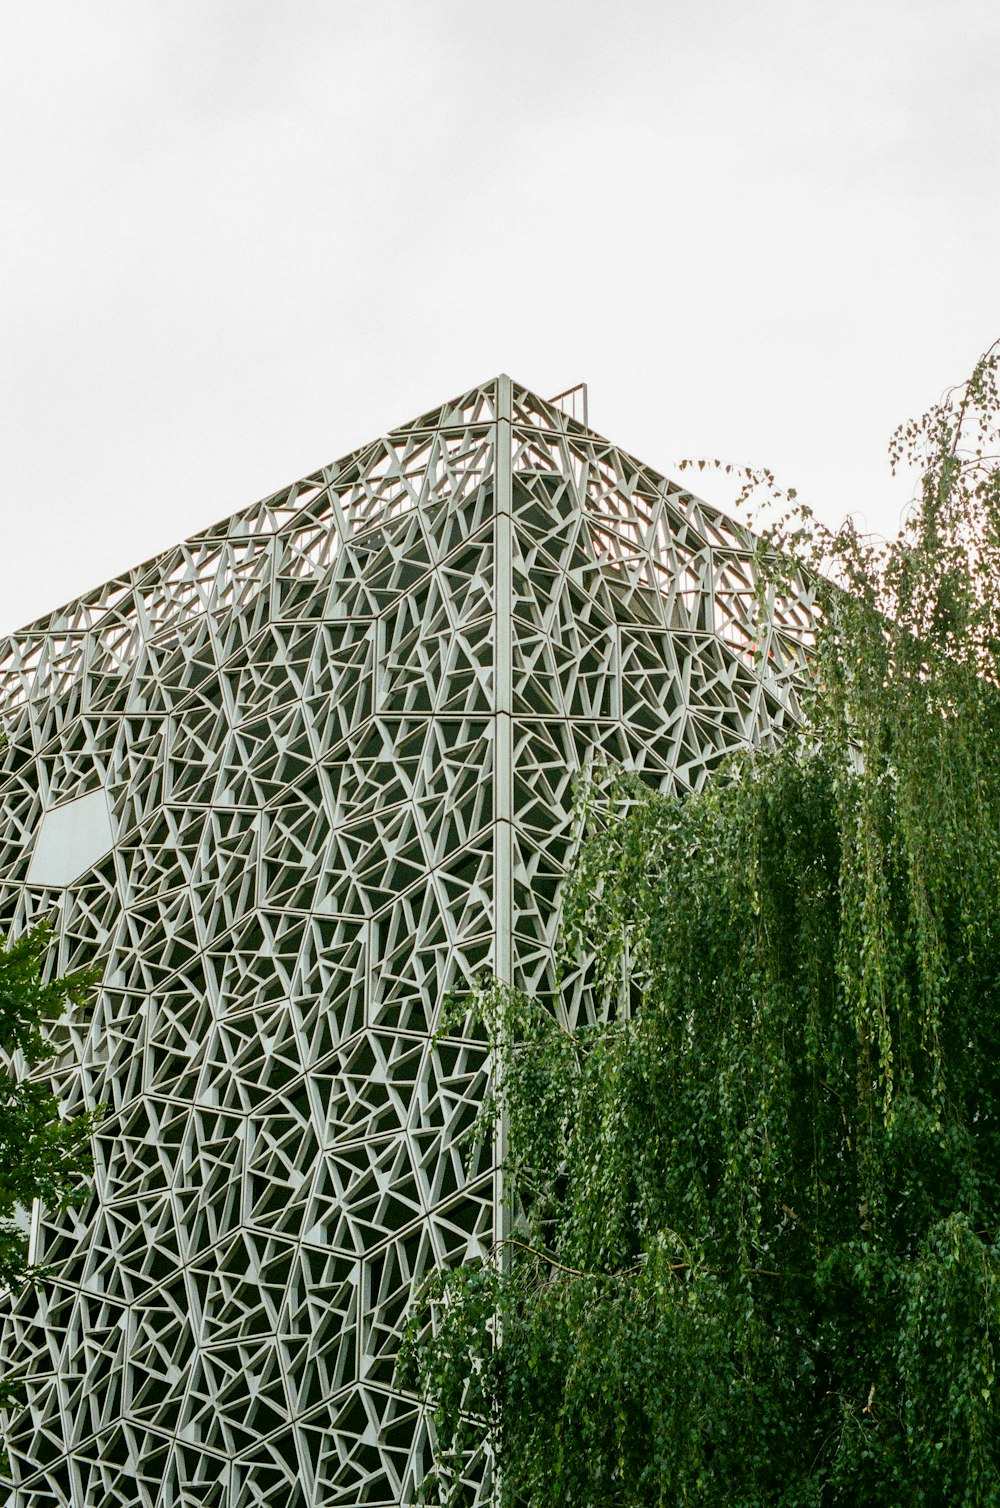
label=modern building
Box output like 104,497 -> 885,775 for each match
0,377 -> 812,1506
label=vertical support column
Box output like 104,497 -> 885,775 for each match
494,374 -> 514,988
493,374 -> 514,1259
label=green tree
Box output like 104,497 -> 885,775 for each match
0,920 -> 98,1408
402,345 -> 1000,1505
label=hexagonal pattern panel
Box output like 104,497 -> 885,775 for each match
26,791 -> 116,889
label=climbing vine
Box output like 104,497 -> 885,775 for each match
400,345 -> 1000,1506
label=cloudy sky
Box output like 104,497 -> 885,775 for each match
2,0 -> 998,632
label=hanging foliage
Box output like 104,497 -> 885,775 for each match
0,918 -> 99,1410
400,344 -> 1000,1506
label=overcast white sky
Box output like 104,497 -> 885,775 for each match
2,0 -> 998,632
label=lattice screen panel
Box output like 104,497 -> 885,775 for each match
0,377 -> 813,1506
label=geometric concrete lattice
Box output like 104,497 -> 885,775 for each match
0,376 -> 815,1506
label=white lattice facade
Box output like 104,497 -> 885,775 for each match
0,378 -> 812,1506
